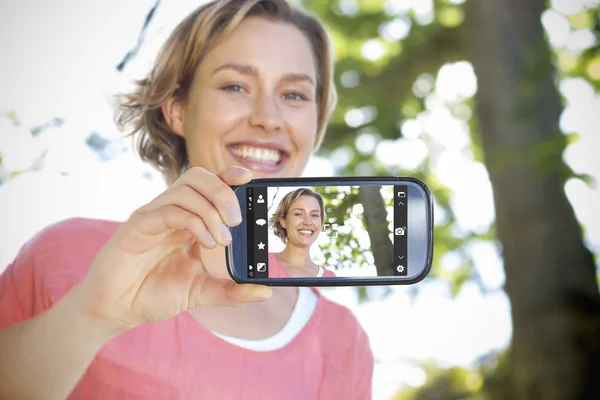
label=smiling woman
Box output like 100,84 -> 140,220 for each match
268,187 -> 338,278
0,1 -> 373,399
116,0 -> 337,184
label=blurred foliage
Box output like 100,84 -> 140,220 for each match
296,0 -> 600,397
311,184 -> 394,276
295,0 -> 600,303
390,351 -> 513,400
312,185 -> 372,270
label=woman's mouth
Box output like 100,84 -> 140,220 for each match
228,144 -> 288,172
298,229 -> 314,237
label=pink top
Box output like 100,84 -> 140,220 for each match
267,253 -> 337,278
0,218 -> 374,399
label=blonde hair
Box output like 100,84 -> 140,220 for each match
269,188 -> 326,244
114,0 -> 337,184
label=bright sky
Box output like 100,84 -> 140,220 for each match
0,1 -> 598,399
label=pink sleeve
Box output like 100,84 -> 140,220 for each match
355,326 -> 375,399
0,237 -> 50,329
0,219 -> 90,330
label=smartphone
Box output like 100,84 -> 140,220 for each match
226,176 -> 433,286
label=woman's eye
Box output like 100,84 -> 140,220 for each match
222,84 -> 244,93
283,92 -> 308,101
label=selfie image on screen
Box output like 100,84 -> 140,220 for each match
246,185 -> 408,279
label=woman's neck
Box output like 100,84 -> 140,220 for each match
278,244 -> 312,266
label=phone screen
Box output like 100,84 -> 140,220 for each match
234,180 -> 431,283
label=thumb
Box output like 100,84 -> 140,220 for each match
218,166 -> 253,186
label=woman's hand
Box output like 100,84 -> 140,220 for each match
75,166 -> 272,333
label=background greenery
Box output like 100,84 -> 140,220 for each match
299,0 -> 600,398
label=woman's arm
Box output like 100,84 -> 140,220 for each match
0,284 -> 125,400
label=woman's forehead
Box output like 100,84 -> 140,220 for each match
198,17 -> 317,80
290,195 -> 320,208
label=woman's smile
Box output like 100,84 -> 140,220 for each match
227,141 -> 290,172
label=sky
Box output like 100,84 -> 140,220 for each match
0,1 -> 598,399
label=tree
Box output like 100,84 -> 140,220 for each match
298,0 -> 600,397
311,184 -> 395,277
464,0 -> 600,398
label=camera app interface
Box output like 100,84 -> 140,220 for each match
245,185 -> 408,279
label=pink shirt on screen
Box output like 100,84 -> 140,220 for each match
267,252 -> 337,278
0,218 -> 374,399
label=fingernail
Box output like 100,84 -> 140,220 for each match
203,231 -> 217,246
220,224 -> 232,243
226,202 -> 242,225
252,289 -> 272,302
234,167 -> 250,176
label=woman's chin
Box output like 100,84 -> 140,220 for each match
297,236 -> 318,246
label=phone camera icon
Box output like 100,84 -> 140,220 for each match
395,227 -> 406,236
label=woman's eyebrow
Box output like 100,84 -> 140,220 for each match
281,73 -> 315,87
212,62 -> 257,77
212,62 -> 315,86
291,208 -> 320,213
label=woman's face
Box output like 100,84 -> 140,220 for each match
167,16 -> 319,178
281,195 -> 322,247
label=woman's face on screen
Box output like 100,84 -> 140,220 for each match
281,195 -> 322,247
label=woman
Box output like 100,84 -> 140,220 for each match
268,188 -> 336,278
0,0 -> 374,399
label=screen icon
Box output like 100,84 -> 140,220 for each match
395,226 -> 406,236
257,242 -> 265,250
256,219 -> 266,226
248,265 -> 253,270
398,191 -> 406,198
257,195 -> 265,204
396,265 -> 404,273
257,263 -> 266,272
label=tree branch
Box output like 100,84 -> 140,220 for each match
116,0 -> 162,72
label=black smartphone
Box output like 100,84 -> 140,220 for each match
226,176 -> 433,286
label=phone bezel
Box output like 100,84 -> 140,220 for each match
226,176 -> 434,286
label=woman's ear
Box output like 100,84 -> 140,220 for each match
161,97 -> 185,137
279,217 -> 286,230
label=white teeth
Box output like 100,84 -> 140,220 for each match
231,146 -> 281,164
298,230 -> 313,236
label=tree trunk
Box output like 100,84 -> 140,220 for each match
358,185 -> 394,276
464,0 -> 600,398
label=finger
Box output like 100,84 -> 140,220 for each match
217,166 -> 253,186
188,277 -> 272,308
225,282 -> 273,304
174,167 -> 248,226
127,205 -> 218,252
142,185 -> 233,246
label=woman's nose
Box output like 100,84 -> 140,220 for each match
249,93 -> 283,133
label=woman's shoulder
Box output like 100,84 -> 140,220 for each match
24,217 -> 119,279
26,217 -> 121,257
0,217 -> 122,325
